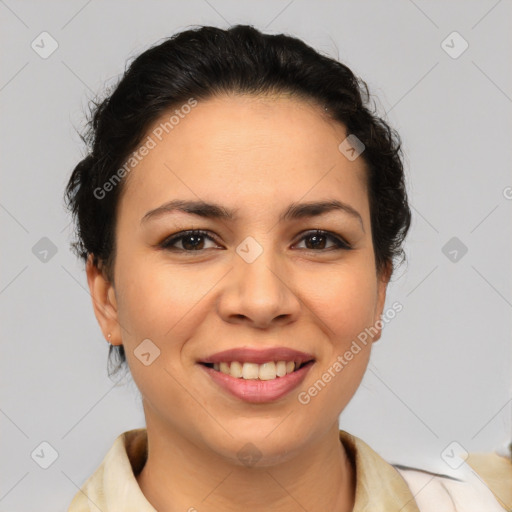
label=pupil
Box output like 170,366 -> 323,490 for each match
183,234 -> 204,250
306,234 -> 325,250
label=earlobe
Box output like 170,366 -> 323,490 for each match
85,254 -> 122,346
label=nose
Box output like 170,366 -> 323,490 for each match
216,249 -> 301,329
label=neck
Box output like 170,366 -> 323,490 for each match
136,413 -> 355,512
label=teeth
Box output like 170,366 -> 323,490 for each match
230,361 -> 243,378
214,361 -> 299,380
242,362 -> 259,379
276,361 -> 287,377
259,362 -> 276,381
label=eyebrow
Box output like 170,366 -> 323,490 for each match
141,199 -> 364,230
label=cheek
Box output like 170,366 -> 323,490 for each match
114,260 -> 202,406
114,257 -> 223,392
299,266 -> 376,408
306,264 -> 378,343
115,256 -> 198,335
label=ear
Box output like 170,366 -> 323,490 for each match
371,261 -> 392,343
85,254 -> 122,346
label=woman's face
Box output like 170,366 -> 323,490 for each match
89,93 -> 390,464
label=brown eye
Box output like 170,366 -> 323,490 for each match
294,230 -> 351,251
160,230 -> 219,251
159,229 -> 351,254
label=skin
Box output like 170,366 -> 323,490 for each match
87,93 -> 391,512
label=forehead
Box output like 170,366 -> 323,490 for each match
119,93 -> 368,220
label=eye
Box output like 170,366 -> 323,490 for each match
293,230 -> 352,251
159,230 -> 219,252
159,229 -> 352,253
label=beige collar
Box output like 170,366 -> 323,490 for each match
339,430 -> 420,512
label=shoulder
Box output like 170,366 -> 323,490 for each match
67,428 -> 151,512
466,451 -> 512,509
339,429 -> 510,512
394,451 -> 511,512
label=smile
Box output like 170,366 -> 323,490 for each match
198,346 -> 316,402
202,360 -> 312,380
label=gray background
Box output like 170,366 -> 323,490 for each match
1,0 -> 511,510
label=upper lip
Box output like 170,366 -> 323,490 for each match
199,347 -> 315,366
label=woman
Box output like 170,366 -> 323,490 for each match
65,24 -> 510,511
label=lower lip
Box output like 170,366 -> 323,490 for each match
199,362 -> 315,403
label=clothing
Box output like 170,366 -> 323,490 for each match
68,428 -> 510,511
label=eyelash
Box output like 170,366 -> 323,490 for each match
159,229 -> 352,253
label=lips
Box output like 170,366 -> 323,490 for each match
197,347 -> 316,402
199,359 -> 315,403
